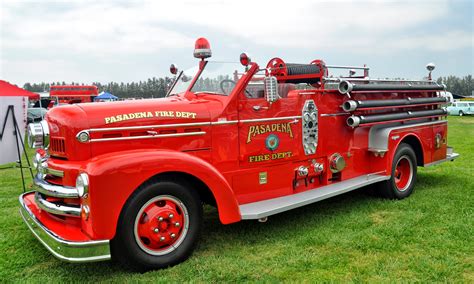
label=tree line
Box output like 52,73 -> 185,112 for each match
23,77 -> 174,99
22,75 -> 473,98
436,75 -> 473,97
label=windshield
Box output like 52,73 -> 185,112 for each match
168,61 -> 246,96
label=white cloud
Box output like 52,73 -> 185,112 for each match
2,0 -> 465,54
0,0 -> 472,84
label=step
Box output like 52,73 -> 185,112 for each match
239,174 -> 390,220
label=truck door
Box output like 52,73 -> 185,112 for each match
232,82 -> 303,202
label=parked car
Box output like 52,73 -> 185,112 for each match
27,108 -> 47,123
447,101 -> 474,116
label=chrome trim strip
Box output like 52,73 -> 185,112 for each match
89,122 -> 211,132
78,116 -> 300,138
90,131 -> 206,142
19,193 -> 111,263
424,152 -> 459,167
33,174 -> 78,198
35,192 -> 81,217
320,113 -> 350,117
210,120 -> 239,125
240,174 -> 390,219
239,116 -> 301,123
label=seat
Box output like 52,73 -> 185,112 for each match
278,83 -> 296,98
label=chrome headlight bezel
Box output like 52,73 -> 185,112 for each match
76,173 -> 89,198
27,120 -> 50,149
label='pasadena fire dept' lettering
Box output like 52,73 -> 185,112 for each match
247,122 -> 293,143
104,111 -> 197,124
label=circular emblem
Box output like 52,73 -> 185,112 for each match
265,134 -> 280,151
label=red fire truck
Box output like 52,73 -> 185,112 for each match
49,85 -> 98,104
23,38 -> 458,270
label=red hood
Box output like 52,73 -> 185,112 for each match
46,96 -> 212,161
78,96 -> 211,129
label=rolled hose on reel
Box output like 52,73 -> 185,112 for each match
285,63 -> 321,76
266,57 -> 324,84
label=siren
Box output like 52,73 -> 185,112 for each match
240,52 -> 251,66
193,37 -> 212,60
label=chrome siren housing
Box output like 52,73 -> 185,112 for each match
28,120 -> 50,148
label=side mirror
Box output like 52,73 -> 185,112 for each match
264,76 -> 279,103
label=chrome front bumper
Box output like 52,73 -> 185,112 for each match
32,173 -> 81,217
19,192 -> 111,263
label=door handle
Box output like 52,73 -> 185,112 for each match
252,105 -> 269,111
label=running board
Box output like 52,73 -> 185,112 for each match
239,174 -> 390,220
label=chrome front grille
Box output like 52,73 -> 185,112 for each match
32,150 -> 80,218
50,137 -> 66,155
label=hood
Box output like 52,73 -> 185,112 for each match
78,96 -> 211,129
46,96 -> 212,161
78,96 -> 212,159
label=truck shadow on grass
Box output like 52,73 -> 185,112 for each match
51,171 -> 466,276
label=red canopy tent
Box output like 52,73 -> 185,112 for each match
0,80 -> 40,100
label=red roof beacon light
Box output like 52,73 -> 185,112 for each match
193,37 -> 212,60
240,52 -> 251,66
170,64 -> 178,75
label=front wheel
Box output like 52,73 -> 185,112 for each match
459,111 -> 464,116
376,143 -> 417,199
111,180 -> 203,271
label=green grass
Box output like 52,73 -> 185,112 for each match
1,117 -> 473,282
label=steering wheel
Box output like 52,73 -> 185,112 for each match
220,79 -> 236,95
219,79 -> 254,97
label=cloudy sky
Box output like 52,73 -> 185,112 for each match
0,0 -> 472,86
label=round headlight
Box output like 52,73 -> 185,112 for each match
27,121 -> 50,148
76,131 -> 90,143
76,173 -> 89,198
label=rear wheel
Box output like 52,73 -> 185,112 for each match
459,111 -> 464,116
111,180 -> 202,271
376,143 -> 417,199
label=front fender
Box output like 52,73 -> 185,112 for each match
84,149 -> 241,240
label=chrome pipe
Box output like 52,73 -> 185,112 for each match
324,77 -> 438,84
326,65 -> 369,70
338,80 -> 445,94
347,108 -> 447,127
342,97 -> 449,112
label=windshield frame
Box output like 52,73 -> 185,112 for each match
167,61 -> 249,97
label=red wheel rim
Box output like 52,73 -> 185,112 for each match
394,155 -> 413,192
134,195 -> 189,255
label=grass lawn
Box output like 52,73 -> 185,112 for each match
0,116 -> 472,282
